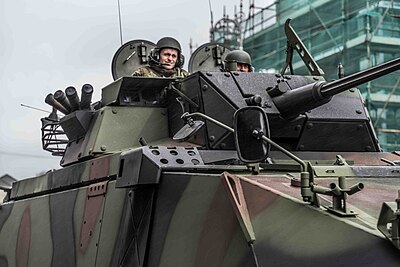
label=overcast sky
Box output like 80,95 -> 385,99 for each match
0,0 -> 272,179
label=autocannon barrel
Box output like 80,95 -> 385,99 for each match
272,57 -> 400,119
65,86 -> 80,112
321,57 -> 400,98
80,84 -> 93,110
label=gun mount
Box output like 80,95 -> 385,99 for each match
2,21 -> 400,267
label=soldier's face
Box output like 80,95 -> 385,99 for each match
236,63 -> 250,72
159,48 -> 178,70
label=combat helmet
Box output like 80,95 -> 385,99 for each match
156,37 -> 182,53
149,37 -> 184,67
224,50 -> 253,72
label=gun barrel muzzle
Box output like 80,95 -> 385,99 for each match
65,86 -> 80,112
45,93 -> 69,115
80,84 -> 93,110
54,90 -> 72,113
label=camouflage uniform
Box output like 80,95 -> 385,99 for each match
132,65 -> 188,78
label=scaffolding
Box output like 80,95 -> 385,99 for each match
211,0 -> 400,151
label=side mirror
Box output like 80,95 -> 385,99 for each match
233,107 -> 270,163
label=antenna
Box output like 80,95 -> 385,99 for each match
21,103 -> 50,114
239,0 -> 244,49
117,0 -> 123,46
209,0 -> 214,41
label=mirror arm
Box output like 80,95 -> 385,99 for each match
168,84 -> 199,109
183,112 -> 234,132
256,131 -> 307,172
185,112 -> 308,170
258,133 -> 314,203
183,112 -> 315,204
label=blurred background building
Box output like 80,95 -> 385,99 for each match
0,174 -> 16,203
210,0 -> 400,151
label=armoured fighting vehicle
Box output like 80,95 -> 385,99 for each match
1,20 -> 400,266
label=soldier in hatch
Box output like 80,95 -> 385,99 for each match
224,50 -> 253,72
132,37 -> 189,78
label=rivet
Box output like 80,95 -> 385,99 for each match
263,101 -> 272,108
356,110 -> 362,114
100,145 -> 107,151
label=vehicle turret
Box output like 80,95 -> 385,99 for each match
41,42 -> 400,166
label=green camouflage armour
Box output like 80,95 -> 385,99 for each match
132,65 -> 189,78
